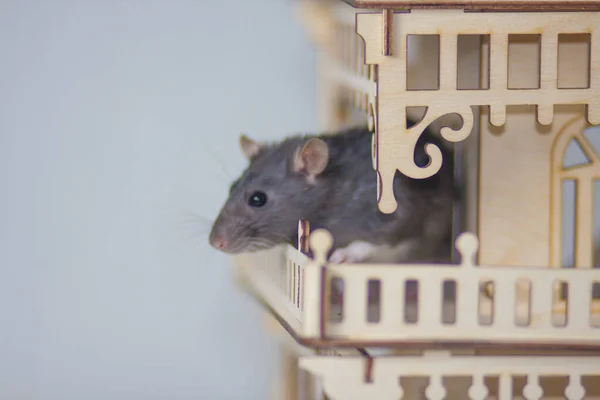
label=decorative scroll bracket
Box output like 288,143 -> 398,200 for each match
356,10 -> 600,213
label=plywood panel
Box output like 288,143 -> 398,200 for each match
343,0 -> 600,11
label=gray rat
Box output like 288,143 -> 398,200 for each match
209,120 -> 457,265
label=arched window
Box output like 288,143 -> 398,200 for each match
551,117 -> 600,271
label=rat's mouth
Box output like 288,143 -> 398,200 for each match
209,232 -> 282,254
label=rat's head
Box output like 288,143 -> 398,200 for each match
209,133 -> 329,254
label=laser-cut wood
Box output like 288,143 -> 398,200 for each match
476,32 -> 598,269
356,10 -> 600,214
551,116 -> 600,269
300,352 -> 600,400
299,229 -> 600,345
231,2 -> 600,399
343,0 -> 600,11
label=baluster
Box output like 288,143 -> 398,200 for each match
514,278 -> 532,326
303,229 -> 332,338
296,263 -> 302,309
419,277 -> 442,330
290,261 -> 295,304
439,33 -> 457,90
467,373 -> 489,400
455,233 -> 480,329
492,277 -> 514,329
288,261 -> 294,303
538,32 -> 558,125
291,260 -> 296,303
489,33 -> 508,126
522,373 -> 543,400
301,261 -> 323,338
568,277 -> 592,330
424,374 -> 446,400
540,33 -> 558,90
380,275 -> 404,329
277,258 -> 283,292
343,273 -> 368,330
296,263 -> 300,307
293,262 -> 298,306
529,275 -> 553,330
565,373 -> 586,400
299,265 -> 304,311
281,260 -> 286,293
498,373 -> 513,400
297,220 -> 309,311
458,272 -> 480,329
286,260 -> 291,301
490,34 -> 508,89
296,264 -> 301,308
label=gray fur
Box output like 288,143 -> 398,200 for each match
209,122 -> 457,263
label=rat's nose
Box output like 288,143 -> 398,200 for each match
210,236 -> 228,250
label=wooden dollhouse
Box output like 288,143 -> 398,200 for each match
234,0 -> 600,398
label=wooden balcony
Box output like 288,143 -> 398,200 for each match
237,222 -> 600,352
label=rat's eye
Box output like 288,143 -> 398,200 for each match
248,191 -> 267,207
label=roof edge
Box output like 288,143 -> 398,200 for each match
341,0 -> 600,11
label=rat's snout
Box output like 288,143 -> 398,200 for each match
209,217 -> 232,252
209,212 -> 234,252
210,235 -> 228,251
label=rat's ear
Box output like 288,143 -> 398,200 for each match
239,134 -> 261,160
293,138 -> 329,181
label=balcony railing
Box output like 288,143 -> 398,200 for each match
240,221 -> 600,350
302,229 -> 600,348
300,350 -> 600,400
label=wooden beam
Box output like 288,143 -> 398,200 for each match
341,0 -> 600,11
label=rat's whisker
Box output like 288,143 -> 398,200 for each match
246,244 -> 260,252
249,238 -> 269,247
203,143 -> 236,179
177,228 -> 210,248
180,222 -> 211,235
259,231 -> 292,244
248,239 -> 274,251
176,210 -> 214,230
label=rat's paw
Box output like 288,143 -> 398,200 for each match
328,241 -> 376,264
328,249 -> 348,264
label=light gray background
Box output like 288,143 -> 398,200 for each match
1,1 -> 599,400
0,1 -> 317,399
